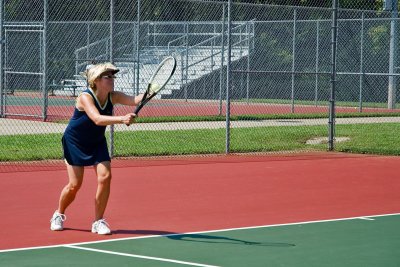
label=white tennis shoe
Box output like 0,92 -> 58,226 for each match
92,219 -> 111,235
50,211 -> 66,231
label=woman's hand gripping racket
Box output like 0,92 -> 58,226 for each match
134,56 -> 177,115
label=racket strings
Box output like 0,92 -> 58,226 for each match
149,58 -> 176,94
134,56 -> 176,115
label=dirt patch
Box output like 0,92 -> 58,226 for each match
306,137 -> 350,145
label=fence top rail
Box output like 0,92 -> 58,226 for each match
5,16 -> 397,27
4,29 -> 43,33
5,20 -> 254,26
4,24 -> 43,27
254,17 -> 397,24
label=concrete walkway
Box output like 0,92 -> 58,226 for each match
1,116 -> 400,136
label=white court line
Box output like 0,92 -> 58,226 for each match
358,217 -> 375,221
65,245 -> 221,267
1,212 -> 399,254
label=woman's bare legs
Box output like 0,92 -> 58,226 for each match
93,161 -> 112,221
57,164 -> 84,214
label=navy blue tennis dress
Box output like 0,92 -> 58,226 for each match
62,89 -> 113,166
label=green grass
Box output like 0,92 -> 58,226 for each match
334,124 -> 400,155
1,123 -> 400,162
0,133 -> 64,161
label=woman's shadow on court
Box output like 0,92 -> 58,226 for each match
112,229 -> 295,247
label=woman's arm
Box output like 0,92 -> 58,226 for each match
79,94 -> 135,126
111,91 -> 144,106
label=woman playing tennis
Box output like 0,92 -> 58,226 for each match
50,63 -> 143,235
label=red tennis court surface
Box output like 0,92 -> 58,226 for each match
0,152 -> 399,251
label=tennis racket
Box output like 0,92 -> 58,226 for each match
134,56 -> 177,115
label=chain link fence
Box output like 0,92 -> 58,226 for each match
0,0 -> 399,169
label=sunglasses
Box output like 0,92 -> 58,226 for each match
100,75 -> 116,79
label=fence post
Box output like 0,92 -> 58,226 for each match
219,4 -> 225,116
0,0 -> 3,118
225,0 -> 232,154
42,0 -> 48,121
109,0 -> 115,158
388,0 -> 398,109
86,23 -> 90,61
291,9 -> 297,113
185,22 -> 189,101
135,0 -> 140,96
315,20 -> 320,107
246,21 -> 250,104
359,12 -> 365,112
329,0 -> 339,151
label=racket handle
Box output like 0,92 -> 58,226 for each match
134,104 -> 143,115
134,91 -> 148,115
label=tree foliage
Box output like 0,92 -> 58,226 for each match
4,0 -> 396,22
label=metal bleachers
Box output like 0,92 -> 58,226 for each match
54,21 -> 254,98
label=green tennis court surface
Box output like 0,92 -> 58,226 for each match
1,214 -> 399,267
